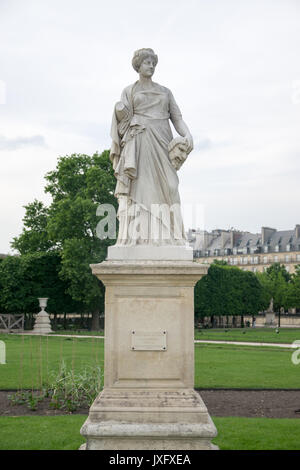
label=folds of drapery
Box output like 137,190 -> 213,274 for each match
108,83 -> 186,245
109,83 -> 145,197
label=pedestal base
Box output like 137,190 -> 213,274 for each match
80,389 -> 218,450
81,421 -> 217,450
265,312 -> 276,327
80,259 -> 218,450
32,311 -> 53,334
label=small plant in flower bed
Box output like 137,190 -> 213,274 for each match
8,391 -> 44,411
8,362 -> 103,413
47,361 -> 102,412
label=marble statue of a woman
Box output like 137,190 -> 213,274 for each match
110,48 -> 193,248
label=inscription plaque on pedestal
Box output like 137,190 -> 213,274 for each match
131,330 -> 167,351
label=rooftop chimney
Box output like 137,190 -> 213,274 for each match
261,227 -> 276,245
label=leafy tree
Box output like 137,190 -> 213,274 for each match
240,270 -> 270,317
256,263 -> 290,327
0,252 -> 82,327
212,259 -> 228,266
265,263 -> 291,282
195,263 -> 267,325
11,151 -> 117,330
286,265 -> 300,310
11,200 -> 53,254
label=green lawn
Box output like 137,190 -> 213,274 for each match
49,326 -> 300,345
0,415 -> 87,450
49,329 -> 104,336
195,327 -> 300,344
0,333 -> 299,390
0,334 -> 104,390
1,334 -> 299,451
195,343 -> 300,389
0,415 -> 299,450
213,417 -> 300,450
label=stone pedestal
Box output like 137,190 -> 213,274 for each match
80,259 -> 218,450
265,312 -> 276,327
32,298 -> 53,335
107,244 -> 193,261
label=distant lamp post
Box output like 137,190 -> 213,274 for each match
32,297 -> 53,334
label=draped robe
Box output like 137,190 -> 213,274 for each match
110,81 -> 186,245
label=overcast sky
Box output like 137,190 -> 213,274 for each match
1,0 -> 300,253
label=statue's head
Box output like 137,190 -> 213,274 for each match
132,48 -> 158,77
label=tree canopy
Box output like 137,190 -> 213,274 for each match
256,263 -> 290,313
195,262 -> 268,320
10,151 -> 117,329
286,265 -> 300,310
0,252 -> 81,315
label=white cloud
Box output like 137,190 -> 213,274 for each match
0,134 -> 46,151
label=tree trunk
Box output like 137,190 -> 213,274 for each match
91,310 -> 100,331
241,315 -> 244,328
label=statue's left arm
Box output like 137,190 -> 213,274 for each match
168,90 -> 194,154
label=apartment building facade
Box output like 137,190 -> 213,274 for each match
188,225 -> 300,275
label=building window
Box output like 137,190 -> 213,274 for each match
233,258 -> 238,265
263,256 -> 268,264
297,254 -> 300,262
274,256 -> 278,262
285,255 -> 290,263
254,257 -> 258,264
243,257 -> 248,265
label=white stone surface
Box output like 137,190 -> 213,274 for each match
265,312 -> 276,327
32,311 -> 53,334
80,260 -> 218,450
107,244 -> 193,261
32,298 -> 53,334
81,419 -> 218,450
110,48 -> 193,246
